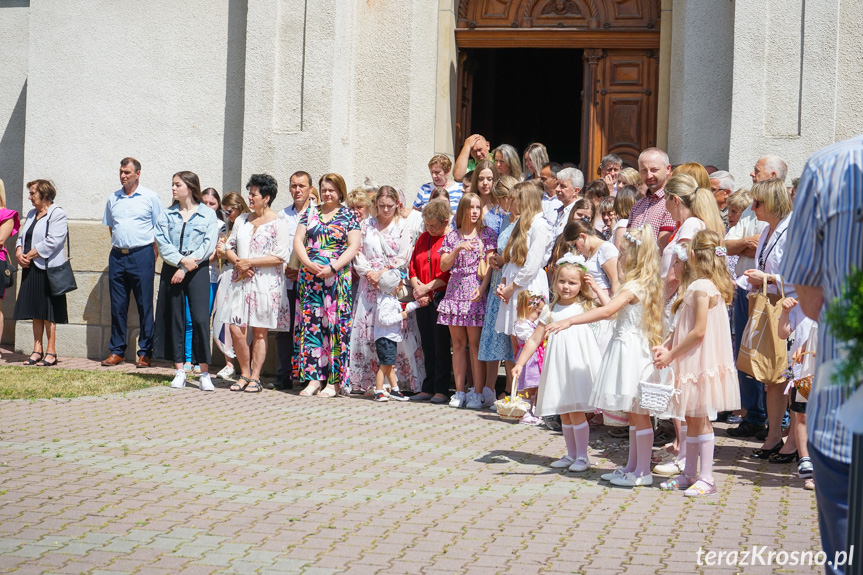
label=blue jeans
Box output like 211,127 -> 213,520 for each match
733,286 -> 767,426
185,282 -> 217,364
810,444 -> 850,575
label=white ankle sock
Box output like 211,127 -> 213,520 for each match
573,421 -> 590,461
562,424 -> 577,459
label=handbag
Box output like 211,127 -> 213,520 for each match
0,250 -> 14,290
637,366 -> 679,415
44,211 -> 78,296
286,249 -> 301,271
737,280 -> 786,385
477,252 -> 489,279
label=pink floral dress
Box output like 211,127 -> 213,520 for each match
437,227 -> 497,326
348,217 -> 425,392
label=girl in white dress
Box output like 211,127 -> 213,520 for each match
545,225 -> 664,487
512,253 -> 605,473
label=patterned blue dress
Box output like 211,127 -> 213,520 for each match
478,217 -> 515,362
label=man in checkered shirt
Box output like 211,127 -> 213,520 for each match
627,147 -> 676,248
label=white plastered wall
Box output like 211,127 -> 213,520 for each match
17,0 -> 232,358
666,0 -> 734,170
0,1 -> 29,344
240,0 -> 441,213
726,0 -> 863,182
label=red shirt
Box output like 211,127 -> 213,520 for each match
409,231 -> 450,291
627,187 -> 676,239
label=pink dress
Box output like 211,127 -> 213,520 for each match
436,227 -> 497,326
0,208 -> 20,298
666,278 -> 740,420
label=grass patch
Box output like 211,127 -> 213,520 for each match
0,366 -> 170,400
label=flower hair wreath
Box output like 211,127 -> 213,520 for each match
624,227 -> 644,247
714,246 -> 728,257
527,292 -> 547,307
556,251 -> 587,271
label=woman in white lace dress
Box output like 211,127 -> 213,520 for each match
349,186 -> 426,393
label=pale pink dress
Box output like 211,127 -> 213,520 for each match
666,278 -> 740,420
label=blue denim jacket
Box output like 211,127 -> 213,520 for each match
155,204 -> 218,269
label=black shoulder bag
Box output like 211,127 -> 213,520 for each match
44,210 -> 78,296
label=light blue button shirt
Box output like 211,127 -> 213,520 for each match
154,204 -> 219,269
102,185 -> 163,249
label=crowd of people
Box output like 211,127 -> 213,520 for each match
0,136 -> 857,570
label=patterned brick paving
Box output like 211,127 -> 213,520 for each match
0,347 -> 821,574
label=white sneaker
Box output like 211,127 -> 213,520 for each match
600,467 -> 626,482
481,387 -> 496,408
216,364 -> 234,379
465,391 -> 484,410
610,472 -> 653,487
449,391 -> 466,408
550,455 -> 575,469
199,373 -> 214,392
568,457 -> 591,472
170,369 -> 187,389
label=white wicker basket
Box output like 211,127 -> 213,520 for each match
637,367 -> 678,415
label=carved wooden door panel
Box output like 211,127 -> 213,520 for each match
583,49 -> 658,172
455,51 -> 475,149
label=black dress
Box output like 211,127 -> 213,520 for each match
13,215 -> 68,324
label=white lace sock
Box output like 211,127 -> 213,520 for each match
683,437 -> 699,478
634,427 -> 654,477
622,426 -> 637,473
677,424 -> 687,467
562,424 -> 577,459
573,421 -> 590,461
698,433 -> 715,481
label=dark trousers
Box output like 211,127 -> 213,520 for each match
416,299 -> 452,395
275,287 -> 298,377
154,264 -> 211,365
108,246 -> 156,357
733,286 -> 767,425
810,445 -> 850,575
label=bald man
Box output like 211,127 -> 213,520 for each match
453,134 -> 491,181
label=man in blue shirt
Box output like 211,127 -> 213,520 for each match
101,157 -> 162,367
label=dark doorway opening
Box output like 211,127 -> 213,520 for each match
465,48 -> 584,168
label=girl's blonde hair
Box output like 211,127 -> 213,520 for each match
549,262 -> 595,310
470,160 -> 500,207
617,224 -> 664,347
664,174 -> 726,239
455,192 -> 484,232
516,290 -> 545,321
502,181 -> 543,266
672,230 -> 736,314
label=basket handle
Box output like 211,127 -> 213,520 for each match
640,363 -> 674,385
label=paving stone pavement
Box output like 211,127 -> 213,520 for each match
0,351 -> 822,574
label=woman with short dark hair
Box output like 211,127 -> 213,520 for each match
14,179 -> 69,366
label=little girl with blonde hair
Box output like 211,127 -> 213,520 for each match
545,225 -> 665,487
513,254 -> 605,472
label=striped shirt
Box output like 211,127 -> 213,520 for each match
779,134 -> 863,464
413,181 -> 464,214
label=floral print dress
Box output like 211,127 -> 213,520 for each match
293,205 -> 359,388
221,213 -> 292,330
437,227 -> 498,327
348,217 -> 426,392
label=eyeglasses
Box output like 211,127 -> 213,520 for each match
221,207 -> 236,215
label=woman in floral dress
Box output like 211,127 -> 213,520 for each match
222,174 -> 291,393
293,173 -> 361,397
350,186 -> 426,393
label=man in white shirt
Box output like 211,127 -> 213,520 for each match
551,167 -> 583,238
540,162 -> 563,224
726,155 -> 787,439
274,171 -> 315,390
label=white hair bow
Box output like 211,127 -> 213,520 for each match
672,243 -> 689,262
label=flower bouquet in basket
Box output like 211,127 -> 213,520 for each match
495,388 -> 531,421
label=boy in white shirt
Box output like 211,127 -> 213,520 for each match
374,270 -> 425,402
